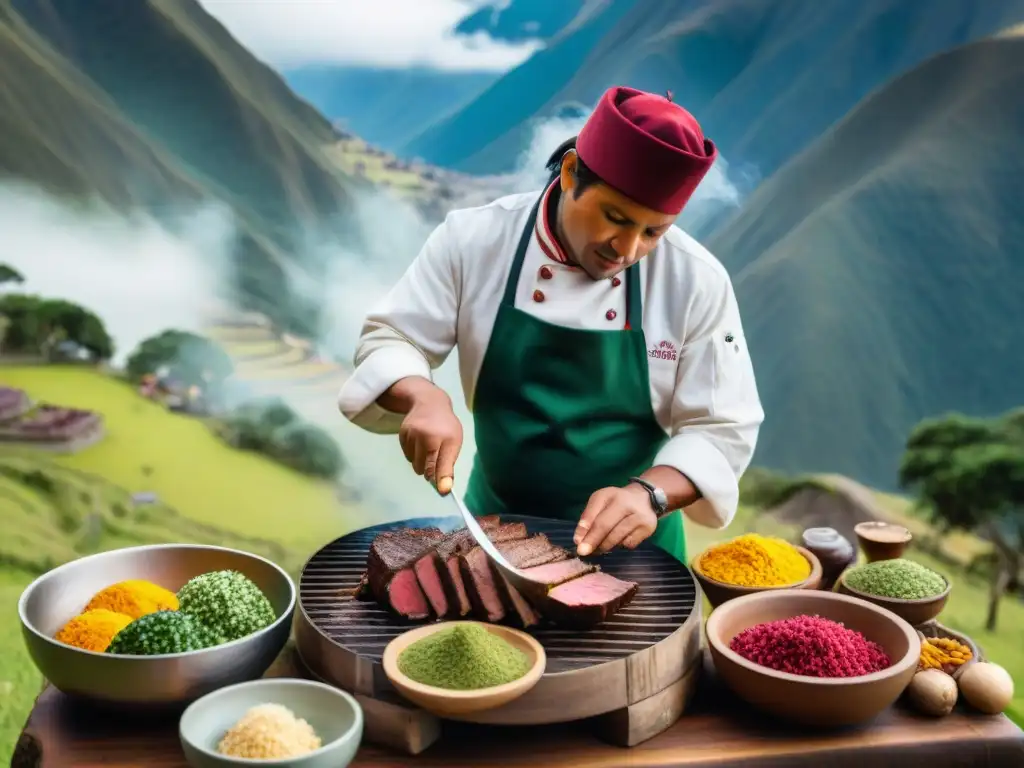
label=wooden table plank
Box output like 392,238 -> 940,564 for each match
12,647 -> 1024,768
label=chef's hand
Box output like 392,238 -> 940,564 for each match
397,388 -> 463,494
574,485 -> 658,556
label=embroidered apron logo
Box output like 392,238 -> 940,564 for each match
648,340 -> 678,361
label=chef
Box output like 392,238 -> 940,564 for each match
338,86 -> 764,565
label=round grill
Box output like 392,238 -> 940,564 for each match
299,515 -> 698,673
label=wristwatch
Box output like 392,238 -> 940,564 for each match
628,476 -> 669,518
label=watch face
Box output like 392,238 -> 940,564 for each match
653,487 -> 668,510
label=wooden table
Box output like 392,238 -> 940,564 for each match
12,645 -> 1023,768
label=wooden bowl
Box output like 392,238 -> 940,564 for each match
706,590 -> 920,727
691,544 -> 823,608
381,621 -> 545,717
853,521 -> 912,562
835,569 -> 951,626
916,620 -> 982,681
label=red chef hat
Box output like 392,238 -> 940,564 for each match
576,86 -> 717,215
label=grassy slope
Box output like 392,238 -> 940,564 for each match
1,366 -> 343,548
707,34 -> 1024,491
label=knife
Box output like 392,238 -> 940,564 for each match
440,486 -> 552,609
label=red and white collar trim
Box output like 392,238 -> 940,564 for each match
535,180 -> 571,265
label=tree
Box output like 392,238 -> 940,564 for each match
899,412 -> 1024,631
125,330 -> 233,390
0,263 -> 24,287
0,294 -> 113,361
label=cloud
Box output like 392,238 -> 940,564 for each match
199,0 -> 543,72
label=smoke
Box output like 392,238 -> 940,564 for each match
0,181 -> 234,366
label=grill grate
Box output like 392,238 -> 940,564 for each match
299,515 -> 697,673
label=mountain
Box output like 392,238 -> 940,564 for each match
284,0 -> 585,153
1,0 -> 367,336
284,67 -> 497,153
399,0 -> 1024,176
708,31 -> 1024,491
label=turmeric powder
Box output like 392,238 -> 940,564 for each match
698,533 -> 811,587
55,608 -> 133,652
84,579 -> 179,619
919,636 -> 973,673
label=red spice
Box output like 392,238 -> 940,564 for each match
730,614 -> 891,678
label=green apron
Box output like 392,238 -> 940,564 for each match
464,195 -> 687,564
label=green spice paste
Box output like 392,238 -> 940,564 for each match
844,558 -> 947,599
397,624 -> 531,690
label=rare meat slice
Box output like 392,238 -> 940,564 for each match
522,558 -> 596,587
544,572 -> 638,629
435,520 -> 526,618
365,529 -> 444,620
485,535 -> 566,627
459,546 -> 506,622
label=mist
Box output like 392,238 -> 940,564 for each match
0,182 -> 234,367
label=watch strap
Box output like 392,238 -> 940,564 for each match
628,476 -> 669,517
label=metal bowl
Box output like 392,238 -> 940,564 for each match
18,543 -> 296,709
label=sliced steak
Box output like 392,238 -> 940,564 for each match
496,573 -> 541,628
487,521 -> 529,543
434,520 -> 526,618
484,535 -> 565,627
459,546 -> 506,622
365,529 -> 444,620
498,534 -> 568,569
544,572 -> 638,629
522,558 -> 597,587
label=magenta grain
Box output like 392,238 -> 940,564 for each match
730,614 -> 891,677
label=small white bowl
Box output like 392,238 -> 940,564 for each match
179,678 -> 363,767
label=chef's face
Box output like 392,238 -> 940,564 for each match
558,152 -> 676,280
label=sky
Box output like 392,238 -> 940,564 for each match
198,0 -> 543,71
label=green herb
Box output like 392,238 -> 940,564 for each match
398,624 -> 531,690
844,558 -> 947,599
177,570 -> 276,643
106,610 -> 215,655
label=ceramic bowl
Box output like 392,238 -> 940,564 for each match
382,621 -> 545,717
18,543 -> 295,708
854,521 -> 913,562
691,544 -> 823,608
179,678 -> 362,767
835,568 -> 951,626
705,589 -> 920,727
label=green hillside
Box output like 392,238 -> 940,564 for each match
1,366 -> 347,547
0,0 -> 369,337
707,34 -> 1024,491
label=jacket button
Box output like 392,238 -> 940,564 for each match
611,277 -> 621,287
606,309 -> 617,321
539,266 -> 553,279
533,290 -> 545,302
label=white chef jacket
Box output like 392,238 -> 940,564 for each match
338,186 -> 764,530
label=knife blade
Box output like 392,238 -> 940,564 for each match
442,489 -> 552,609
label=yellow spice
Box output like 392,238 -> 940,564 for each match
55,609 -> 134,652
699,533 -> 811,587
84,579 -> 179,620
